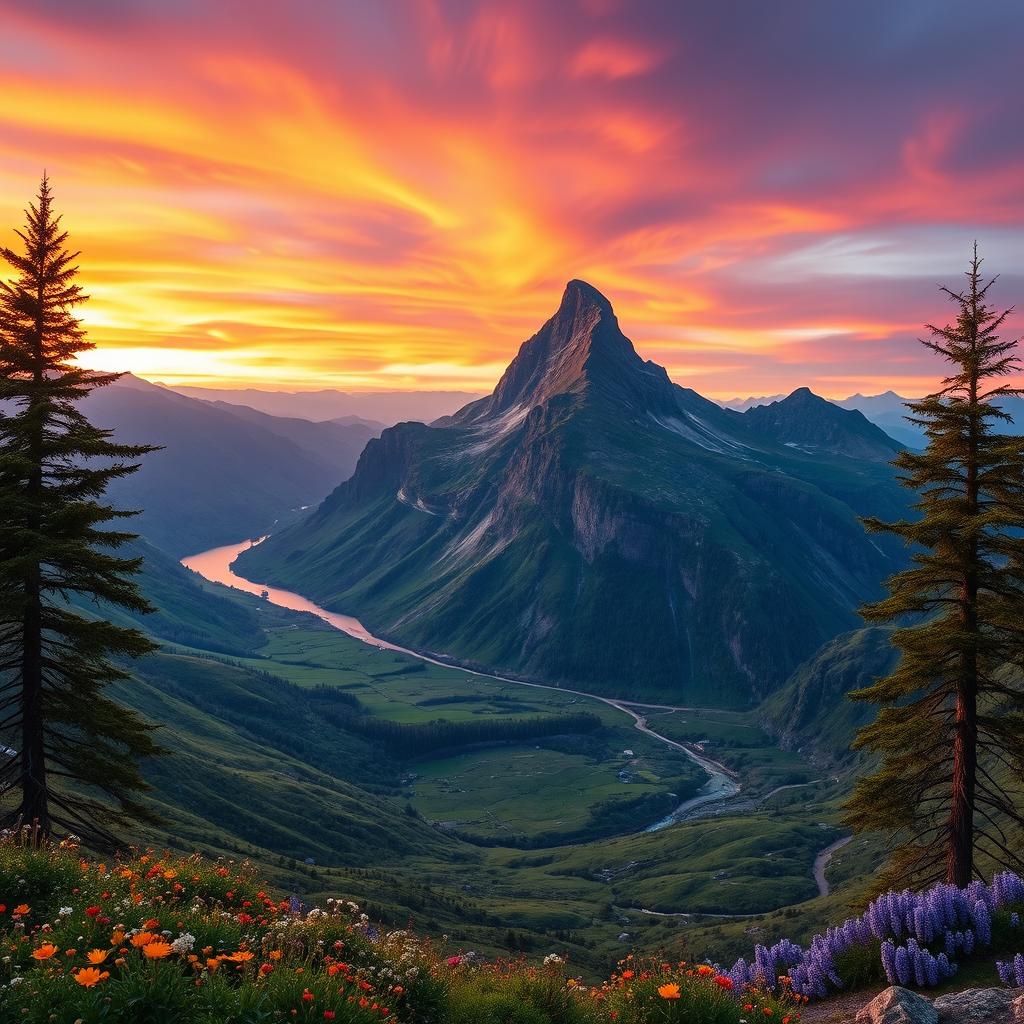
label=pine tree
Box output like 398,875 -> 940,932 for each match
0,176 -> 164,846
845,247 -> 1024,887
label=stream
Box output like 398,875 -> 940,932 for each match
181,538 -> 742,829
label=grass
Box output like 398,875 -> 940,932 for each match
0,837 -> 807,1024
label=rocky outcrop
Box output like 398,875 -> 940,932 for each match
851,986 -> 1024,1024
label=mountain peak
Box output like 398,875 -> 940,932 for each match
455,281 -> 674,424
558,278 -> 613,316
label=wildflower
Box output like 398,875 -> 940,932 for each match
58,907 -> 73,917
86,949 -> 109,964
224,951 -> 254,962
269,950 -> 283,960
303,989 -> 315,1002
658,983 -> 681,1000
74,967 -> 110,987
621,969 -> 634,979
31,943 -> 59,961
12,904 -> 29,916
696,964 -> 715,976
110,929 -> 125,946
715,975 -> 734,990
131,932 -> 157,948
446,955 -> 463,967
171,933 -> 195,954
543,953 -> 564,966
85,906 -> 101,917
143,941 -> 173,959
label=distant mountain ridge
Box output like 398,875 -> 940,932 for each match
82,375 -> 380,556
238,281 -> 909,705
166,384 -> 481,426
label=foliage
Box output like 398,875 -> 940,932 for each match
725,867 -> 1024,999
0,176 -> 162,844
845,248 -> 1024,886
0,836 -> 804,1024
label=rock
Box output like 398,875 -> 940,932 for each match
1013,993 -> 1024,1023
934,988 -> 1016,1022
855,986 -> 938,1024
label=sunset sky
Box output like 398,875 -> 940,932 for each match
1,0 -> 1022,398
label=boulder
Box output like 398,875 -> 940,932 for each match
1013,993 -> 1024,1023
855,987 -> 938,1024
934,988 -> 1016,1022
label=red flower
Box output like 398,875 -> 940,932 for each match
714,975 -> 734,990
302,989 -> 314,1002
85,906 -> 101,918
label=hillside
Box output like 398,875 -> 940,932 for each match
82,375 -> 379,556
239,281 -> 909,705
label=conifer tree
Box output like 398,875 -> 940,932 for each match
0,176 -> 163,845
845,247 -> 1024,887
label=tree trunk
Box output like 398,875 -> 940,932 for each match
19,562 -> 48,836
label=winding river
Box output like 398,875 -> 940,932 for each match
181,538 -> 741,827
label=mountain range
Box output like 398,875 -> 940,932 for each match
81,375 -> 380,556
237,280 -> 909,705
166,385 -> 481,425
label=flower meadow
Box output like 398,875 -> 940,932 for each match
0,833 -> 801,1024
725,870 -> 1024,999
1,833 -> 1022,1024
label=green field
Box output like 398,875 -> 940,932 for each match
107,575 -> 882,976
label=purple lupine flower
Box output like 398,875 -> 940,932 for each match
972,899 -> 992,945
913,906 -> 932,943
881,939 -> 897,984
937,952 -> 955,979
894,945 -> 910,986
925,953 -> 939,987
1011,912 -> 1020,928
962,928 -> 975,955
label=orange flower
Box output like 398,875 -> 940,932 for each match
74,967 -> 109,987
31,943 -> 59,961
696,964 -> 715,977
269,949 -> 283,961
12,904 -> 29,916
163,869 -> 177,880
206,957 -> 222,972
86,949 -> 109,965
658,983 -> 681,1000
110,930 -> 126,946
621,970 -> 634,979
224,950 -> 254,962
130,932 -> 157,948
143,941 -> 173,959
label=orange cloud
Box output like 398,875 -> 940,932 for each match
0,1 -> 1020,399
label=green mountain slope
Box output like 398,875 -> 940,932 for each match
239,281 -> 908,705
82,375 -> 377,556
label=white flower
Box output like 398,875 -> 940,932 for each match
58,907 -> 73,917
8,978 -> 22,988
171,933 -> 195,954
544,954 -> 564,966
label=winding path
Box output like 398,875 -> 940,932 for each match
813,835 -> 853,898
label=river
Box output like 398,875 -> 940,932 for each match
180,538 -> 742,827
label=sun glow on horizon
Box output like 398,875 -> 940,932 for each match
2,1 -> 1022,397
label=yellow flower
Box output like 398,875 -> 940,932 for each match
658,983 -> 682,1000
74,967 -> 109,987
143,941 -> 173,959
31,943 -> 59,961
86,949 -> 109,964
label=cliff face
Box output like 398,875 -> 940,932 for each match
238,281 -> 908,705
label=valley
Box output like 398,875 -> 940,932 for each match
164,534 -> 877,971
